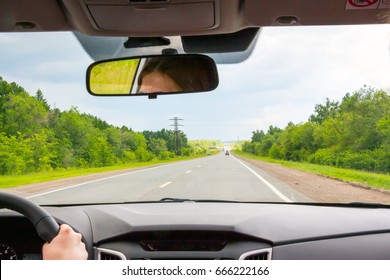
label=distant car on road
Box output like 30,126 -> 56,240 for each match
225,151 -> 230,155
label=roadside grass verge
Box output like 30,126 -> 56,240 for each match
234,150 -> 390,190
0,154 -> 209,189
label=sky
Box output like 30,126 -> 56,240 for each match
0,25 -> 389,141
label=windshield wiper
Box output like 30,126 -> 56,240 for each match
160,197 -> 194,202
348,202 -> 389,208
159,198 -> 242,203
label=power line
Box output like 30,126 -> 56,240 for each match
170,117 -> 183,132
169,117 -> 183,155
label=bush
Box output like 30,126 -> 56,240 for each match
135,147 -> 154,162
288,148 -> 310,162
241,141 -> 254,154
308,148 -> 337,166
0,152 -> 26,175
123,151 -> 137,162
268,144 -> 283,159
158,151 -> 175,160
181,148 -> 192,156
372,148 -> 390,173
336,151 -> 377,171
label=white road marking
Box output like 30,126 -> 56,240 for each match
26,161 -> 188,199
158,181 -> 172,188
197,165 -> 202,168
231,156 -> 293,202
185,170 -> 192,174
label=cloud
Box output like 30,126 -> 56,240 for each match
0,32 -> 92,83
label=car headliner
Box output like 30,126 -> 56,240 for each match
1,0 -> 389,63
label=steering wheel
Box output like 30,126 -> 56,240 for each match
0,192 -> 59,242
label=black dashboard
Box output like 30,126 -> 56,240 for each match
1,202 -> 390,260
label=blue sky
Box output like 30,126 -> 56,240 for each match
0,25 -> 389,141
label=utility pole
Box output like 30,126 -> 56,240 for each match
170,117 -> 183,155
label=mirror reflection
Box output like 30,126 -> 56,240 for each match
89,59 -> 140,94
87,54 -> 218,96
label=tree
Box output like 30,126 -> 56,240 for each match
309,98 -> 340,124
29,130 -> 57,171
148,138 -> 168,157
251,129 -> 265,142
2,93 -> 47,136
34,89 -> 50,111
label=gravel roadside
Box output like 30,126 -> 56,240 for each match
235,154 -> 390,204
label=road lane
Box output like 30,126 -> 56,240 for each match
27,153 -> 311,205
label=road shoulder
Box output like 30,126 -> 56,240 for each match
234,154 -> 390,204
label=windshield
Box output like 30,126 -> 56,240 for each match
0,25 -> 389,205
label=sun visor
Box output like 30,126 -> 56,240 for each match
0,0 -> 68,32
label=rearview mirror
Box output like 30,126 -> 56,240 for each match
86,54 -> 219,97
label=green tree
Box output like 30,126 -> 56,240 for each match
251,129 -> 265,142
34,89 -> 50,111
309,98 -> 340,124
148,138 -> 168,157
2,93 -> 47,136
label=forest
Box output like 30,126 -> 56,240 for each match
1,77 -> 388,176
0,77 -> 206,175
241,87 -> 389,173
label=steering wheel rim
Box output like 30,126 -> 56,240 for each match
0,192 -> 59,242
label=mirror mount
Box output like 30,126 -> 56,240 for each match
124,37 -> 171,49
161,48 -> 178,55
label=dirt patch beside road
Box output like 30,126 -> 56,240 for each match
235,155 -> 390,204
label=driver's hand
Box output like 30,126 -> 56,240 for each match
42,224 -> 88,260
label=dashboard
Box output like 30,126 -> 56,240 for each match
1,202 -> 390,260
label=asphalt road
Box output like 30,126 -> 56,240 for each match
28,153 -> 311,205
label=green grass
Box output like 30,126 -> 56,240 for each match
0,154 -> 209,189
234,150 -> 390,190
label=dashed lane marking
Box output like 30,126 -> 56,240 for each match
158,181 -> 172,188
27,161 -> 187,199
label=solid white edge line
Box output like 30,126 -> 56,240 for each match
26,161 -> 189,199
231,155 -> 293,202
158,181 -> 172,188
